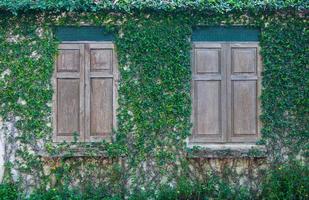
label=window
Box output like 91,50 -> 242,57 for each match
190,42 -> 261,143
53,42 -> 118,142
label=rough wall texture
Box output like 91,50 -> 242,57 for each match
0,11 -> 307,199
0,120 -> 19,183
188,157 -> 267,189
39,156 -> 267,191
0,117 -> 268,192
0,118 -> 4,182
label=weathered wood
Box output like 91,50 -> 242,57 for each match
196,48 -> 220,73
57,44 -> 81,72
54,42 -> 117,143
57,79 -> 80,135
53,44 -> 84,142
90,78 -> 113,136
232,48 -> 256,74
227,43 -> 260,142
191,42 -> 225,143
194,81 -> 221,135
90,49 -> 113,72
191,42 -> 261,144
232,80 -> 257,135
85,43 -> 116,142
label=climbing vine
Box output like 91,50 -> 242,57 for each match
259,15 -> 309,162
0,1 -> 308,199
115,14 -> 192,194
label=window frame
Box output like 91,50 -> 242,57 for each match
52,41 -> 118,143
189,41 -> 262,145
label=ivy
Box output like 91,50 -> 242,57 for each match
0,4 -> 308,199
115,14 -> 192,194
0,0 -> 308,14
260,15 -> 309,161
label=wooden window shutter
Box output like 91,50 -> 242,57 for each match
190,43 -> 227,143
84,43 -> 118,142
227,43 -> 261,142
53,42 -> 117,143
191,42 -> 261,143
53,44 -> 85,142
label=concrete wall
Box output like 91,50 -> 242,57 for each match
0,118 -> 4,183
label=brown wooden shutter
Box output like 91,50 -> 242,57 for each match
227,43 -> 261,142
84,43 -> 118,142
190,42 -> 261,144
190,43 -> 227,143
53,44 -> 85,142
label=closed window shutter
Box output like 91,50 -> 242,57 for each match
53,42 -> 117,143
227,43 -> 261,142
191,42 -> 261,143
85,43 -> 117,142
191,43 -> 226,143
53,44 -> 85,142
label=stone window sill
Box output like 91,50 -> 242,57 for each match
38,145 -> 115,158
186,143 -> 267,158
39,144 -> 266,159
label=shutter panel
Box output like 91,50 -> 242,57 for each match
227,43 -> 261,142
190,43 -> 226,143
85,43 -> 118,142
190,42 -> 261,144
53,44 -> 85,142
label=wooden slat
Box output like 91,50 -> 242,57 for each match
195,48 -> 221,73
227,42 -> 260,142
230,75 -> 258,80
193,74 -> 222,81
85,43 -> 116,142
90,48 -> 113,73
79,44 -> 85,142
88,43 -> 114,49
90,78 -> 113,136
221,43 -> 228,142
56,79 -> 80,136
57,49 -> 80,72
257,45 -> 262,141
53,44 -> 84,142
56,72 -> 80,79
89,72 -> 113,78
112,44 -> 119,143
191,42 -> 261,144
85,44 -> 91,141
194,81 -> 221,135
232,47 -> 257,74
54,42 -> 118,143
191,42 -> 225,143
232,81 -> 257,135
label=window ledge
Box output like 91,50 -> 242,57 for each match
186,143 -> 267,158
38,146 -> 120,158
38,144 -> 266,159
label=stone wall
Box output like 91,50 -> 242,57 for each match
0,118 -> 5,182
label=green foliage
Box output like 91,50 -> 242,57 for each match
0,0 -> 308,14
28,185 -> 121,200
0,183 -> 18,200
28,187 -> 78,200
0,2 -> 308,199
259,15 -> 309,161
1,161 -> 308,199
0,14 -> 59,188
0,176 -> 249,200
115,14 -> 192,191
156,176 -> 251,200
261,161 -> 309,200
